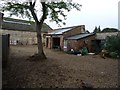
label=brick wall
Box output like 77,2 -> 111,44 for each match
46,35 -> 53,49
67,35 -> 95,52
46,25 -> 87,50
60,35 -> 64,49
63,25 -> 85,38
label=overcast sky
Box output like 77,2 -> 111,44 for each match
45,0 -> 119,32
3,0 -> 119,32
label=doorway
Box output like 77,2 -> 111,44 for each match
52,37 -> 60,49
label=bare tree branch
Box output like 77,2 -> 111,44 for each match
40,2 -> 47,23
32,0 -> 36,8
29,1 -> 38,22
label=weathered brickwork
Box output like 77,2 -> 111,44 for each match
45,25 -> 94,51
63,25 -> 85,38
67,35 -> 95,52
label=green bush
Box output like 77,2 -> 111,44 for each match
104,35 -> 120,59
110,52 -> 119,59
81,47 -> 88,55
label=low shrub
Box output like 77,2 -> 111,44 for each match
110,52 -> 120,59
81,47 -> 88,55
104,35 -> 120,59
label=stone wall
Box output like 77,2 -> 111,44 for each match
96,32 -> 119,40
1,30 -> 37,45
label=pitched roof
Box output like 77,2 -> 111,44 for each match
65,33 -> 95,40
48,25 -> 85,35
48,27 -> 73,35
2,17 -> 51,33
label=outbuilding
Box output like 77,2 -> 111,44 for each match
46,25 -> 95,52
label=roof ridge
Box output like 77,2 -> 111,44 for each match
3,17 -> 48,25
3,17 -> 33,23
65,32 -> 92,38
65,33 -> 95,40
54,25 -> 85,30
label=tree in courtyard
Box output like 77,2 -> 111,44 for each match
0,0 -> 81,60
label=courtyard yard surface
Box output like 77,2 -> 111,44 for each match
3,45 -> 119,88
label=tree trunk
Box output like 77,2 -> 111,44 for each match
36,22 -> 46,59
29,2 -> 47,60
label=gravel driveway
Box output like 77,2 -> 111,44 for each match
2,45 -> 119,88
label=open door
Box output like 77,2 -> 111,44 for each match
52,37 -> 60,49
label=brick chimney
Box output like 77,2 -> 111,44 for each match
0,12 -> 4,29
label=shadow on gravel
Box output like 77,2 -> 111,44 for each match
2,52 -> 87,88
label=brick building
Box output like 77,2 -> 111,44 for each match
46,25 -> 95,52
64,33 -> 95,52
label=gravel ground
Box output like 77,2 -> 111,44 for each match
2,45 -> 119,88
